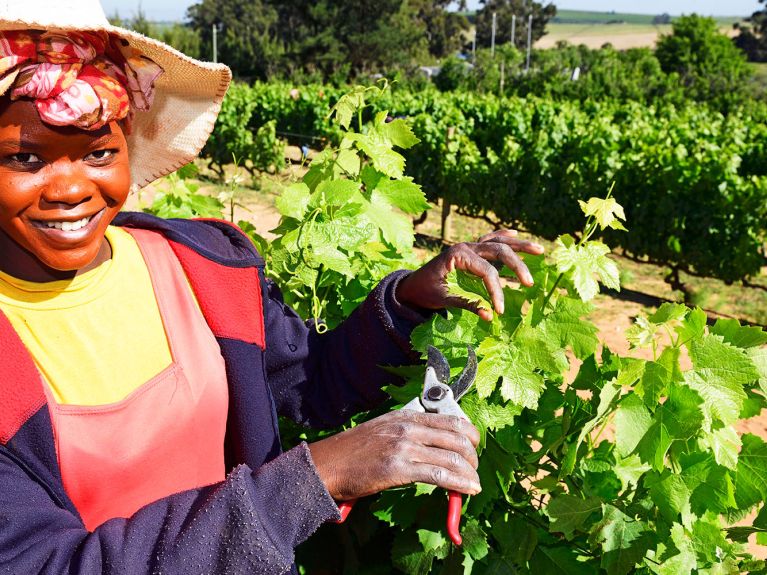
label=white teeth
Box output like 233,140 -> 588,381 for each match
44,216 -> 92,232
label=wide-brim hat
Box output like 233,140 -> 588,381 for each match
0,0 -> 231,190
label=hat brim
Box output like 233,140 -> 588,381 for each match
0,24 -> 232,190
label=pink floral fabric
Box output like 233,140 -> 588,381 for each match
0,30 -> 163,130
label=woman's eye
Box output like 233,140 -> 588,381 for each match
10,153 -> 41,164
86,149 -> 115,161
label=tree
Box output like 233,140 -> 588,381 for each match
734,0 -> 767,62
652,13 -> 671,25
187,0 -> 281,80
409,0 -> 470,58
474,0 -> 556,51
656,14 -> 752,107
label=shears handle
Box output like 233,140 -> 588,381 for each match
334,499 -> 357,523
447,490 -> 463,546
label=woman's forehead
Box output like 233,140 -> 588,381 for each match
0,98 -> 120,143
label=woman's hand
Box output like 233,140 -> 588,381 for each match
307,410 -> 481,501
396,230 -> 544,321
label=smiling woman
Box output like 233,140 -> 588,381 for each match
0,1 -> 547,573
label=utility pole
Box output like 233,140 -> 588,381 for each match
511,15 -> 517,47
472,34 -> 476,64
491,12 -> 496,57
212,23 -> 218,63
525,14 -> 533,72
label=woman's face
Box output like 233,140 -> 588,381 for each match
0,99 -> 131,281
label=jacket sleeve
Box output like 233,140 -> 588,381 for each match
0,442 -> 339,575
264,270 -> 429,428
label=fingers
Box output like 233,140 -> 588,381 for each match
448,245 -> 505,316
408,460 -> 482,495
478,229 -> 545,255
394,410 -> 481,449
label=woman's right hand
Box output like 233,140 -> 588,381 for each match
307,410 -> 481,501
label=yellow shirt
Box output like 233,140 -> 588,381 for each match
0,226 -> 173,405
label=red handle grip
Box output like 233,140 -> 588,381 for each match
334,498 -> 358,523
447,490 -> 463,546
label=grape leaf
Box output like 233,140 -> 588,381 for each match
382,118 -> 420,149
461,519 -> 489,560
579,196 -> 627,231
649,302 -> 688,325
701,426 -> 741,471
373,177 -> 430,214
614,454 -> 651,492
411,309 -> 490,359
710,318 -> 767,349
626,316 -> 657,349
460,393 -> 522,450
734,433 -> 767,509
590,504 -> 653,575
539,298 -> 599,360
308,179 -> 361,208
553,237 -> 620,301
684,334 -> 759,427
615,394 -> 653,458
748,346 -> 767,396
646,470 -> 691,522
275,182 -> 310,219
445,269 -> 493,312
635,347 -> 683,408
546,494 -> 602,539
675,307 -> 707,345
528,545 -> 595,575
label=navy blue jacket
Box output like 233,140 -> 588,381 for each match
0,213 -> 424,574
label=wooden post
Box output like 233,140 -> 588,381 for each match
500,60 -> 505,95
441,126 -> 456,242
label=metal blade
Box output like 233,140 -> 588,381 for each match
450,345 -> 477,401
426,345 -> 451,386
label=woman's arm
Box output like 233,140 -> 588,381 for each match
0,443 -> 338,574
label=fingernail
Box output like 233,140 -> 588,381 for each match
472,482 -> 482,493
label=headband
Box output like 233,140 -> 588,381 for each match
0,30 -> 163,130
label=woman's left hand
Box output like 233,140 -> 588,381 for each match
396,230 -> 544,322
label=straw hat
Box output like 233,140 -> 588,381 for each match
0,0 -> 232,191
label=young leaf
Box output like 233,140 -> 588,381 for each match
578,196 -> 627,231
553,239 -> 620,301
710,318 -> 767,349
615,394 -> 653,458
445,269 -> 493,312
539,298 -> 599,360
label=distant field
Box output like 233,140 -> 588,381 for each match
553,9 -> 743,26
537,12 -> 742,50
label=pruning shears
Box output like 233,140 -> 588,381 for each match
336,345 -> 477,546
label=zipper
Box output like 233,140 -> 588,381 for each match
0,443 -> 68,509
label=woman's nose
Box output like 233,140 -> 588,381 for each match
40,161 -> 95,206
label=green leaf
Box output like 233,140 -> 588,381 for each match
382,118 -> 420,149
373,177 -> 430,215
649,302 -> 689,325
646,470 -> 691,522
655,523 -> 697,575
445,269 -> 493,312
684,334 -> 759,427
392,529 -> 444,575
681,453 -> 737,515
578,196 -> 627,231
275,182 -> 310,219
591,504 -> 653,575
411,309 -> 490,359
734,433 -> 767,509
475,327 -> 567,407
626,316 -> 657,349
460,393 -> 522,450
417,529 -> 447,553
710,318 -> 767,349
461,519 -> 489,560
348,132 -> 406,179
748,346 -> 767,396
636,385 -> 704,471
675,307 -> 707,345
546,495 -> 602,539
491,514 -> 538,563
614,454 -> 651,492
539,298 -> 599,360
615,394 -> 653,458
701,426 -> 741,471
553,239 -> 620,301
528,545 -> 595,575
309,179 -> 361,208
635,347 -> 682,408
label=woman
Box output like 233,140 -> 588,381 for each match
0,1 -> 543,573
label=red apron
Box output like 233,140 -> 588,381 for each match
43,228 -> 229,531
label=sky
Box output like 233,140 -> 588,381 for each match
100,0 -> 762,23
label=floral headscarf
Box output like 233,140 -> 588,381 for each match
0,30 -> 163,130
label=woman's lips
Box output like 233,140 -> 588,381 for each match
31,208 -> 105,243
